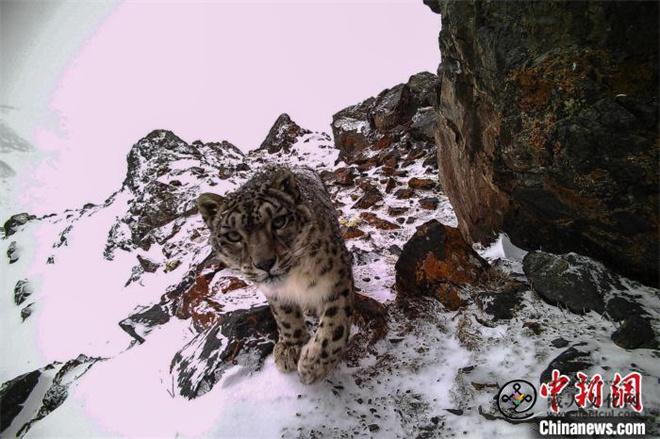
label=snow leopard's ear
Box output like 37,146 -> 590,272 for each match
196,193 -> 225,227
273,169 -> 301,202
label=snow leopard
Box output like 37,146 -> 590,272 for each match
196,164 -> 354,384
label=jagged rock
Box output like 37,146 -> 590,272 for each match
3,213 -> 36,237
175,273 -> 223,332
406,71 -> 439,109
384,177 -> 397,193
124,265 -> 144,287
371,84 -> 416,131
395,220 -> 489,307
478,290 -> 523,321
121,254 -> 226,341
170,305 -> 277,399
422,154 -> 437,169
119,303 -> 171,344
523,251 -> 620,314
611,316 -> 657,350
137,254 -> 160,273
334,167 -> 357,186
13,279 -> 32,305
605,296 -> 646,322
331,99 -> 375,162
353,294 -> 388,344
164,259 -> 181,273
20,303 -> 33,321
259,113 -> 311,154
0,370 -> 41,432
16,355 -> 101,437
352,187 -> 383,210
213,276 -> 248,295
550,337 -> 569,348
342,226 -> 366,240
422,0 -> 441,14
360,212 -> 400,230
429,0 -> 659,287
407,177 -> 435,190
394,188 -> 415,199
419,197 -> 439,210
410,107 -> 437,141
378,148 -> 400,169
7,241 -> 19,263
523,321 -> 542,335
331,72 -> 439,164
53,225 -> 72,248
387,206 -> 409,216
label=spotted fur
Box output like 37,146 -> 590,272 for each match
197,165 -> 354,384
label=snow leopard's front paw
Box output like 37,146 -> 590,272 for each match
273,342 -> 302,373
297,341 -> 332,385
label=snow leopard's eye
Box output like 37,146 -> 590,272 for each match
272,215 -> 288,230
224,231 -> 242,242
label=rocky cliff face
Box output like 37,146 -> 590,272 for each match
426,0 -> 659,286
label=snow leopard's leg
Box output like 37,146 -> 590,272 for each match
298,286 -> 353,384
269,297 -> 309,373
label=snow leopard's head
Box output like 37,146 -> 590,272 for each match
197,166 -> 313,283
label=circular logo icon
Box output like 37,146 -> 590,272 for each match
497,379 -> 537,419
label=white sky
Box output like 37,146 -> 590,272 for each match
1,0 -> 440,214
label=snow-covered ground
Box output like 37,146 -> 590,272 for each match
1,124 -> 658,438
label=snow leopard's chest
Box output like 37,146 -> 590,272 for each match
257,260 -> 335,312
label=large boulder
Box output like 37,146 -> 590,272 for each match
427,1 -> 659,287
7,241 -> 19,263
13,279 -> 32,306
1,355 -> 101,436
611,316 -> 658,350
3,213 -> 36,237
395,220 -> 489,310
522,251 -> 619,314
0,370 -> 41,432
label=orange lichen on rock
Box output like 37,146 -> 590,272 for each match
214,276 -> 248,294
395,220 -> 488,310
435,284 -> 467,311
342,226 -> 367,240
407,177 -> 436,190
372,134 -> 392,151
177,274 -> 224,331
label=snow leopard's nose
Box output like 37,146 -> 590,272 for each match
254,257 -> 276,273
